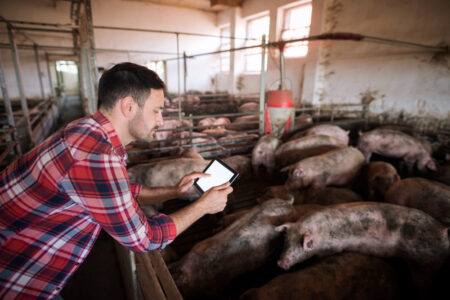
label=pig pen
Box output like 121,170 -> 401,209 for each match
126,92 -> 262,165
126,110 -> 449,300
0,98 -> 58,171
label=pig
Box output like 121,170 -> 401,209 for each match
222,155 -> 252,181
229,115 -> 259,131
281,147 -> 365,189
294,113 -> 313,127
276,202 -> 449,287
364,161 -> 400,201
178,131 -> 223,152
154,119 -> 192,146
128,158 -> 209,201
274,134 -> 347,168
258,186 -> 364,205
384,177 -> 450,226
128,156 -> 251,201
357,129 -> 436,173
169,198 -> 299,298
197,117 -> 231,130
290,124 -> 349,145
251,135 -> 281,175
238,102 -> 259,113
241,253 -> 403,300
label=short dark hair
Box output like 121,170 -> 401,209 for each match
97,62 -> 165,110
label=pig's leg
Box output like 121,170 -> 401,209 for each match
403,154 -> 417,175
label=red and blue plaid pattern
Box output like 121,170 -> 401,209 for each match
0,111 -> 176,299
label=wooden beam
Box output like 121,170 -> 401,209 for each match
210,0 -> 243,9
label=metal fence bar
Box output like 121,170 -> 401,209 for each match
7,25 -> 33,147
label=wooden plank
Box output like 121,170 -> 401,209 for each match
135,253 -> 166,300
148,251 -> 183,300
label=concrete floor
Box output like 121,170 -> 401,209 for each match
57,95 -> 127,300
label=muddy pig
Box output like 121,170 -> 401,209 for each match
357,129 -> 436,173
290,124 -> 349,145
364,161 -> 400,201
252,135 -> 281,175
276,202 -> 449,288
229,115 -> 259,131
241,253 -> 403,300
258,186 -> 364,205
384,177 -> 450,226
169,198 -> 298,298
238,102 -> 258,113
128,158 -> 208,201
222,155 -> 252,181
274,134 -> 347,168
281,147 -> 365,189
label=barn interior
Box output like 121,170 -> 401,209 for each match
0,0 -> 449,299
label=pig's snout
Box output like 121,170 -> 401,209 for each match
277,259 -> 291,270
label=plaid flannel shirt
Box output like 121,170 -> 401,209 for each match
0,111 -> 177,299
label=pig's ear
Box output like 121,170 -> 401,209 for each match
275,223 -> 293,232
302,233 -> 314,251
358,130 -> 363,136
345,130 -> 350,136
280,165 -> 293,173
427,160 -> 437,171
285,194 -> 295,205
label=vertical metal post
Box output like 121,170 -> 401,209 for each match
279,45 -> 285,90
7,25 -> 33,146
33,44 -> 45,100
258,34 -> 267,136
176,33 -> 182,123
45,52 -> 55,98
183,51 -> 187,96
0,54 -> 22,155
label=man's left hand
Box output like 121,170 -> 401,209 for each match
176,171 -> 210,197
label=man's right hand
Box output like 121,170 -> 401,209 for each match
196,182 -> 233,215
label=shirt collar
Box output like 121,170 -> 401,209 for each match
92,111 -> 128,160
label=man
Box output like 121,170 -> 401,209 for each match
0,62 -> 233,299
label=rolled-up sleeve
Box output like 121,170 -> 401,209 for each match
60,153 -> 177,252
130,183 -> 142,200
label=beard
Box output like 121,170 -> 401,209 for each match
128,109 -> 156,143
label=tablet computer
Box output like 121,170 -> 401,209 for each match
194,159 -> 239,193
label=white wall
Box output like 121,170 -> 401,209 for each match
0,0 -> 221,99
312,0 -> 450,128
0,0 -> 73,99
92,0 -> 220,94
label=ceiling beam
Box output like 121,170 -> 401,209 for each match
210,0 -> 243,9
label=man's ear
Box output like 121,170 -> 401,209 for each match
120,96 -> 137,118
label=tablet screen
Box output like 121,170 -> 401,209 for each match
194,159 -> 239,193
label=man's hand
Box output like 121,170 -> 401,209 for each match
176,171 -> 210,197
169,181 -> 233,236
196,182 -> 234,215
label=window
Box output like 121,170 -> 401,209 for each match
245,14 -> 270,73
281,2 -> 312,58
220,26 -> 230,73
146,60 -> 165,81
56,61 -> 78,74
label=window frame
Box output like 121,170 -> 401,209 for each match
280,1 -> 312,58
244,13 -> 270,73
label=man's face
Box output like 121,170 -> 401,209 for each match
128,88 -> 164,143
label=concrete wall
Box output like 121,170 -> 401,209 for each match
92,0 -> 220,94
0,0 -> 220,99
217,0 -> 449,128
312,0 -> 450,129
